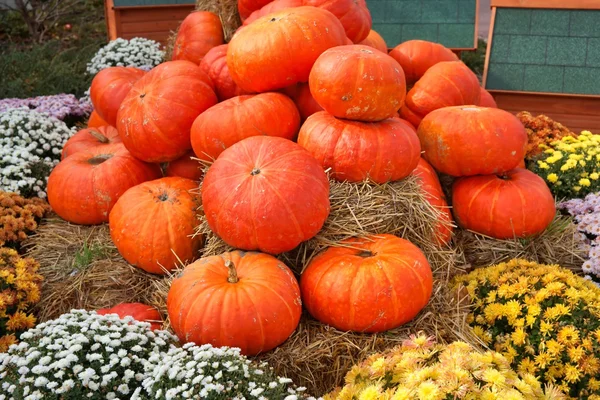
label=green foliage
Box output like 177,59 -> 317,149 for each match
462,38 -> 487,79
73,241 -> 107,269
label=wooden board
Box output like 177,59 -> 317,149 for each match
491,0 -> 600,9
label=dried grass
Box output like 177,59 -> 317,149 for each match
164,30 -> 178,62
196,0 -> 241,42
23,216 -> 166,323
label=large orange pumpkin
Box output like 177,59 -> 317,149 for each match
199,44 -> 250,101
109,177 -> 202,274
411,158 -> 453,245
298,112 -> 420,183
479,87 -> 498,108
117,61 -> 217,163
47,143 -> 161,225
87,110 -> 110,128
61,126 -> 121,159
227,6 -> 347,93
191,93 -> 300,162
452,169 -> 556,239
165,150 -> 203,181
281,82 -> 323,121
172,11 -> 224,64
401,61 -> 481,126
417,106 -> 527,176
309,45 -> 406,121
358,29 -> 387,52
167,250 -> 302,355
97,303 -> 162,330
202,136 -> 330,254
300,234 -> 433,333
238,0 -> 274,20
90,67 -> 146,127
388,40 -> 459,86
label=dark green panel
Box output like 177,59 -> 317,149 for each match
564,67 -> 600,95
113,0 -> 194,5
487,64 -> 525,91
530,10 -> 570,36
570,11 -> 600,37
508,35 -> 547,65
588,38 -> 600,67
494,8 -> 531,35
422,0 -> 458,24
546,37 -> 587,66
401,24 -> 439,43
438,24 -> 475,48
523,66 -> 564,92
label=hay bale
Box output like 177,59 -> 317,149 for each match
196,0 -> 241,42
23,216 -> 166,323
455,213 -> 586,272
163,30 -> 178,62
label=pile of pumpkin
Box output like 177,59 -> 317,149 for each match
45,0 -> 557,357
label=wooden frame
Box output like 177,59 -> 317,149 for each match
491,0 -> 600,10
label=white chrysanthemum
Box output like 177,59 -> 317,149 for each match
87,37 -> 165,75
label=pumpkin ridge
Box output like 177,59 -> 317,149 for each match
249,170 -> 260,250
201,171 -> 252,192
262,168 -> 330,191
464,178 -> 496,220
388,254 -> 431,308
212,176 -> 255,238
259,149 -> 308,170
261,177 -> 306,245
506,177 -> 528,236
238,284 -> 267,353
369,255 -> 400,326
246,280 -> 300,324
183,278 -> 224,339
346,261 -> 365,330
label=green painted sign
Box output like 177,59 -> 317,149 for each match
368,0 -> 477,49
113,0 -> 195,6
485,8 -> 600,95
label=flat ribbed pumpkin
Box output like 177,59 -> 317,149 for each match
97,303 -> 162,330
479,87 -> 498,108
452,169 -> 556,239
172,11 -> 224,64
202,136 -> 330,254
165,150 -> 203,181
199,44 -> 250,101
358,29 -> 387,52
61,126 -> 121,159
281,82 -> 323,121
388,40 -> 459,86
87,110 -> 110,128
298,112 -> 420,183
167,251 -> 302,355
238,0 -> 274,20
300,234 -> 433,333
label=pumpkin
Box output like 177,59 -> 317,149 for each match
388,40 -> 459,86
47,143 -> 161,225
358,29 -> 387,52
90,66 -> 146,127
61,126 -> 121,159
199,44 -> 250,101
300,234 -> 433,333
116,60 -> 217,163
398,105 -> 423,129
452,168 -> 556,239
97,302 -> 162,330
479,87 -> 498,108
227,6 -> 347,93
165,150 -> 203,181
202,136 -> 330,254
167,250 -> 302,355
417,106 -> 527,176
172,11 -> 224,64
298,112 -> 420,183
191,93 -> 300,162
87,110 -> 110,128
281,82 -> 323,121
411,158 -> 453,245
238,0 -> 274,20
109,177 -> 202,274
309,45 -> 406,121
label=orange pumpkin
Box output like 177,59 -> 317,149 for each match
47,143 -> 162,225
165,150 -> 203,181
388,40 -> 459,86
191,93 -> 300,162
109,177 -> 201,274
167,250 -> 302,355
117,61 -> 217,163
300,234 -> 433,333
452,169 -> 556,239
399,105 -> 423,129
87,110 -> 111,128
172,11 -> 224,64
199,44 -> 250,101
479,87 -> 498,108
238,0 -> 274,20
417,106 -> 527,176
411,158 -> 453,245
90,67 -> 146,127
309,45 -> 406,121
97,303 -> 162,330
61,126 -> 121,159
358,29 -> 387,52
202,136 -> 330,254
298,112 -> 420,183
281,82 -> 324,121
227,6 -> 347,92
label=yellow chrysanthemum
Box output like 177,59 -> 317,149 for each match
358,385 -> 382,400
546,173 -> 559,183
557,326 -> 579,346
416,381 -> 442,400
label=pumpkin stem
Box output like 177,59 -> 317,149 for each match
88,129 -> 109,144
87,154 -> 113,165
225,260 -> 239,283
158,192 -> 169,201
357,250 -> 374,258
498,174 -> 510,180
250,168 -> 261,176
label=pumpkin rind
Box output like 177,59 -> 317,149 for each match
309,45 -> 406,122
358,29 -> 387,52
109,177 -> 202,274
97,302 -> 162,330
167,250 -> 302,355
238,0 -> 274,20
452,169 -> 556,239
90,66 -> 146,127
191,93 -> 301,162
199,44 -> 250,101
47,143 -> 162,225
298,112 -> 420,183
87,110 -> 110,128
172,11 -> 224,64
116,60 -> 218,163
417,106 -> 528,176
165,150 -> 203,181
479,87 -> 498,108
281,82 -> 323,121
61,126 -> 122,159
227,6 -> 347,93
300,234 -> 433,333
202,136 -> 330,254
388,40 -> 459,86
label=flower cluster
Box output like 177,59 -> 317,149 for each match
530,131 -> 600,199
0,310 -> 313,400
325,333 -> 563,400
517,111 -> 578,159
454,259 -> 600,398
0,192 -> 51,247
0,94 -> 92,122
87,38 -> 164,75
0,248 -> 42,353
0,108 -> 75,198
